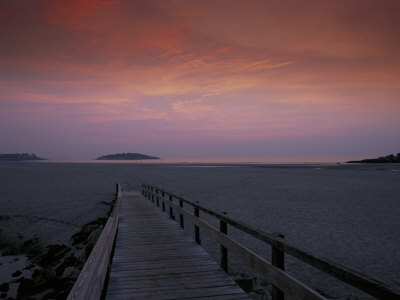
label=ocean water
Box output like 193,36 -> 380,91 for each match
0,161 -> 399,299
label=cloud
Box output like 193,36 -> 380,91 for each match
41,0 -> 121,27
171,99 -> 216,120
1,0 -> 400,157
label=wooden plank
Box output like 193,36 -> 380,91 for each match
109,264 -> 223,278
109,258 -> 217,271
107,285 -> 247,299
108,273 -> 235,286
107,271 -> 231,286
107,279 -> 241,292
105,191 -> 249,300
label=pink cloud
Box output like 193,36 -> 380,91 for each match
1,0 -> 399,158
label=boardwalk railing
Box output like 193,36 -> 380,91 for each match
142,184 -> 400,300
67,184 -> 121,300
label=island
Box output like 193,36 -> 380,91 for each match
96,153 -> 160,160
0,153 -> 47,161
347,153 -> 400,163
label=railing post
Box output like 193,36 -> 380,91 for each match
194,201 -> 201,245
169,195 -> 175,220
153,188 -> 158,203
179,199 -> 184,228
156,189 -> 159,207
220,212 -> 228,273
272,234 -> 285,300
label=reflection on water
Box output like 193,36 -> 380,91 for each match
42,155 -> 357,164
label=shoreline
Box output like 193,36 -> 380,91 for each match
0,193 -> 117,299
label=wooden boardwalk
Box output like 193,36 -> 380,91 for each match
105,191 -> 250,300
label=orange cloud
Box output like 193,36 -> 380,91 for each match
1,0 -> 400,158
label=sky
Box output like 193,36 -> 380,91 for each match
1,0 -> 399,160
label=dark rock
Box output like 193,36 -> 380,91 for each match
38,244 -> 69,267
11,270 -> 22,277
71,218 -> 107,245
85,244 -> 94,259
41,291 -> 58,300
22,239 -> 33,247
87,227 -> 103,246
23,264 -> 35,270
0,283 -> 8,292
32,269 -> 41,279
55,255 -> 78,277
61,266 -> 80,279
17,278 -> 34,297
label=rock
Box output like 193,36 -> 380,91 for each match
76,249 -> 87,265
11,270 -> 21,277
32,269 -> 42,279
0,283 -> 8,292
22,239 -> 33,247
85,245 -> 94,259
61,267 -> 80,279
71,218 -> 106,245
23,263 -> 35,270
87,227 -> 103,245
55,255 -> 78,277
17,278 -> 34,297
39,244 -> 69,267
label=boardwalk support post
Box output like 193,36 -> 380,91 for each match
179,199 -> 184,228
195,201 -> 201,245
169,195 -> 175,220
220,212 -> 228,273
272,234 -> 285,300
156,189 -> 160,207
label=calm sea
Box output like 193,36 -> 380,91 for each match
1,161 -> 399,299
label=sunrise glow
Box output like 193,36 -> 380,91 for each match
1,0 -> 399,160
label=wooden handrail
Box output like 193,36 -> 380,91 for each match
142,184 -> 400,300
67,183 -> 121,300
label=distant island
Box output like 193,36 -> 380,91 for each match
0,153 -> 47,161
347,153 -> 400,163
96,153 -> 160,160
